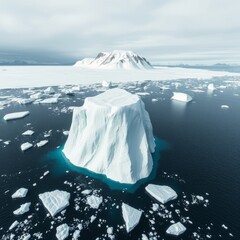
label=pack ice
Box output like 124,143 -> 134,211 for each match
39,190 -> 70,217
63,88 -> 155,184
145,184 -> 177,204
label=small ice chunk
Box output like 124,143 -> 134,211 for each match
40,98 -> 58,104
44,87 -> 55,94
171,92 -> 192,102
22,130 -> 34,136
21,234 -> 31,240
221,105 -> 229,109
102,80 -> 112,88
39,190 -> 70,217
21,142 -> 33,151
107,227 -> 113,235
208,83 -> 216,90
36,140 -> 49,147
86,195 -> 103,209
9,220 -> 19,230
30,92 -> 43,99
72,230 -> 81,240
56,223 -> 69,240
142,234 -> 148,240
13,202 -> 31,215
145,184 -> 177,204
12,188 -> 28,198
122,203 -> 142,233
81,189 -> 92,195
166,222 -> 186,236
17,98 -> 34,104
3,111 -> 29,121
63,131 -> 69,136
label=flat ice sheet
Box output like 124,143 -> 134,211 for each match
0,66 -> 239,89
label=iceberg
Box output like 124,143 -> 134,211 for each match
171,92 -> 192,102
39,190 -> 70,217
86,195 -> 103,209
13,202 -> 31,215
122,203 -> 142,233
44,87 -> 55,94
208,83 -> 216,90
56,223 -> 69,240
3,111 -> 29,121
166,222 -> 186,236
36,140 -> 49,147
145,184 -> 177,204
40,97 -> 58,104
9,220 -> 19,230
12,188 -> 28,198
63,88 -> 155,184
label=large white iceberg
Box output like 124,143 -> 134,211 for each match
63,88 -> 155,184
145,184 -> 177,204
166,222 -> 186,236
39,190 -> 70,217
122,203 -> 142,233
171,92 -> 192,102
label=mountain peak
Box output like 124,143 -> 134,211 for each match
74,50 -> 152,70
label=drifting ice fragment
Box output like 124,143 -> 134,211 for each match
56,223 -> 69,240
13,202 -> 31,215
145,184 -> 177,204
3,111 -> 29,121
44,87 -> 55,94
21,142 -> 33,151
171,92 -> 192,102
86,195 -> 103,209
221,105 -> 229,109
208,83 -> 216,90
36,140 -> 49,147
9,220 -> 19,230
166,222 -> 186,236
39,190 -> 70,217
102,80 -> 112,88
12,188 -> 28,198
40,97 -> 58,104
122,203 -> 142,233
22,130 -> 34,136
63,88 -> 155,184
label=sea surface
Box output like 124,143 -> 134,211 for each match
0,77 -> 240,239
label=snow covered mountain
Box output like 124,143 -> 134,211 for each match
74,50 -> 153,70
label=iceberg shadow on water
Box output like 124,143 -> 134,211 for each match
46,137 -> 169,193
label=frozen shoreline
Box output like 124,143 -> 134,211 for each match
0,66 -> 239,89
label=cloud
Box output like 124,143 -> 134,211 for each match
0,0 -> 240,64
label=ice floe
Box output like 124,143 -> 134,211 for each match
166,222 -> 186,236
36,140 -> 49,147
12,187 -> 28,198
56,223 -> 69,240
3,111 -> 30,121
39,190 -> 70,217
13,202 -> 31,215
171,92 -> 192,102
22,130 -> 34,136
21,142 -> 33,151
122,203 -> 142,233
86,195 -> 103,209
145,184 -> 177,204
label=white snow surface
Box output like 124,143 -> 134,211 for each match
12,188 -> 28,198
39,190 -> 70,217
3,111 -> 29,121
0,66 -> 239,89
145,184 -> 178,204
63,88 -> 155,184
171,92 -> 192,102
13,202 -> 31,215
166,222 -> 186,236
74,50 -> 152,70
86,195 -> 103,209
56,223 -> 69,240
122,203 -> 142,233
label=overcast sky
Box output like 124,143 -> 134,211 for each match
0,0 -> 240,64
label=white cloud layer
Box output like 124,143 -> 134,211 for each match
0,0 -> 240,64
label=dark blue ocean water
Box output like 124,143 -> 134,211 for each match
0,77 -> 240,239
